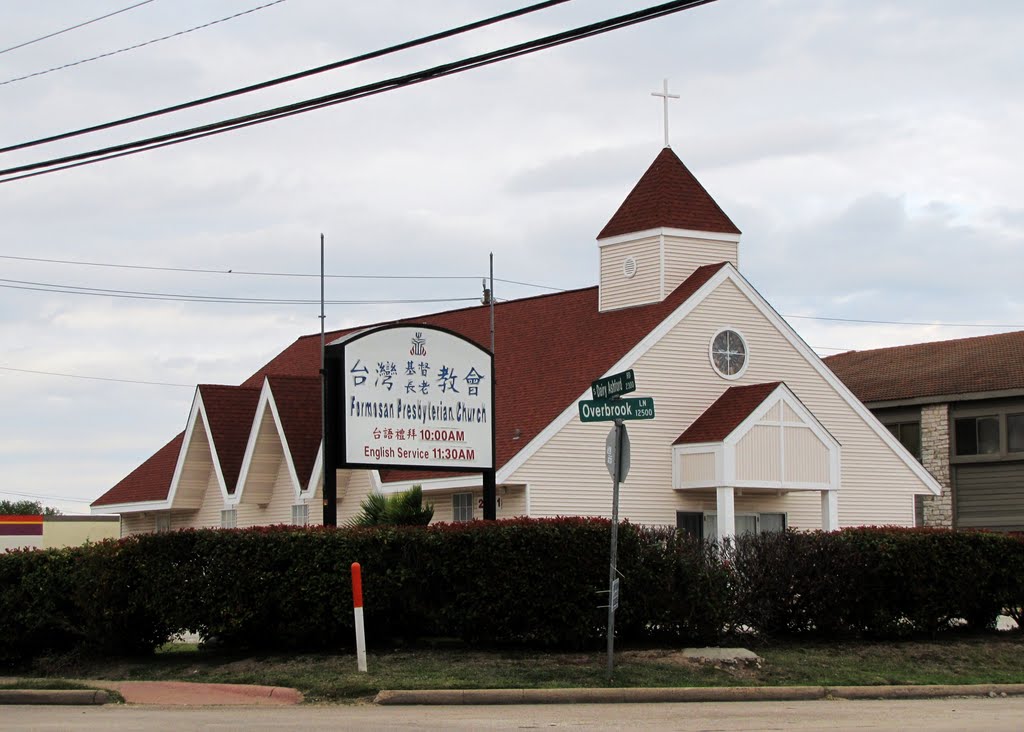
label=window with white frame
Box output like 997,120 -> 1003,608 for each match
677,511 -> 786,540
292,503 -> 309,526
154,512 -> 171,533
220,508 -> 237,529
452,492 -> 474,522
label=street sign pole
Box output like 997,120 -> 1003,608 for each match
606,416 -> 625,681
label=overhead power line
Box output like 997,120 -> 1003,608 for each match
784,314 -> 1024,329
0,0 -> 288,87
1,0 -> 572,154
0,0 -> 718,182
0,0 -> 158,56
0,276 -> 481,306
0,364 -> 194,388
0,253 -> 566,291
0,488 -> 92,506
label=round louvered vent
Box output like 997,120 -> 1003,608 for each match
623,256 -> 638,279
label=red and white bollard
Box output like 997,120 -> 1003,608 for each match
351,562 -> 367,673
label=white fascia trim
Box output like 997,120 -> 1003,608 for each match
197,398 -> 232,503
304,443 -> 324,495
165,389 -> 229,509
380,474 -> 482,494
499,265 -> 733,483
91,499 -> 170,514
235,380 -> 302,505
598,227 -> 741,247
265,385 -> 302,499
726,271 -> 942,496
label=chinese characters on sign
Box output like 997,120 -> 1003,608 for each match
340,326 -> 494,470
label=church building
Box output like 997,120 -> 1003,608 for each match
92,145 -> 941,540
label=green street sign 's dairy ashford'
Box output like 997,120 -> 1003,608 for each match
340,326 -> 494,470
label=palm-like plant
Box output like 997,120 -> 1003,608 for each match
351,485 -> 433,526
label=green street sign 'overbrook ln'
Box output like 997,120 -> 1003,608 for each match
578,397 -> 655,423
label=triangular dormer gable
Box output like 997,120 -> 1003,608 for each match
598,148 -> 741,312
671,382 -> 841,492
197,385 -> 261,496
235,376 -> 322,507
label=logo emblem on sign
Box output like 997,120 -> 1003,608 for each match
410,332 -> 427,356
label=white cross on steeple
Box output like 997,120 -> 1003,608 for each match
651,78 -> 680,148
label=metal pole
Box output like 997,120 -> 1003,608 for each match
489,252 -> 495,355
606,417 -> 623,680
320,234 -> 328,523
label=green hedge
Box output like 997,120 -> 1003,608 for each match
1,521 -> 1022,667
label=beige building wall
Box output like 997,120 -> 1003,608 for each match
509,277 -> 926,528
599,237 -> 660,311
120,513 -> 156,536
237,458 -> 295,527
172,470 -> 225,529
42,516 -> 120,548
663,234 -> 738,287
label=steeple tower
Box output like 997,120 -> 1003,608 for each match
597,147 -> 741,312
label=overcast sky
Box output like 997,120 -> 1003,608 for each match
1,0 -> 1021,514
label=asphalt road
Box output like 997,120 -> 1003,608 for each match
4,697 -> 1024,731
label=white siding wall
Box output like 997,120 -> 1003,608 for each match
736,426 -> 781,481
237,459 -> 295,527
681,451 -> 716,483
664,235 -> 738,289
120,513 -> 155,536
599,237 -> 660,311
172,470 -> 224,529
508,278 -> 925,528
784,428 -> 829,483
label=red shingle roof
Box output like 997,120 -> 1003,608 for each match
597,148 -> 741,239
198,384 -> 261,494
673,382 -> 782,445
93,432 -> 184,506
266,375 -> 322,489
93,263 -> 729,506
823,330 -> 1024,404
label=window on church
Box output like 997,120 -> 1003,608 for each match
676,511 -> 786,540
155,513 -> 171,533
220,508 -> 237,529
292,504 -> 308,526
452,493 -> 474,522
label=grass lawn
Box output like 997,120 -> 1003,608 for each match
16,633 -> 1024,703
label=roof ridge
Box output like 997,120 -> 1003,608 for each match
292,284 -> 600,343
823,328 -> 1024,361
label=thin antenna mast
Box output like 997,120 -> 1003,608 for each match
320,233 -> 326,516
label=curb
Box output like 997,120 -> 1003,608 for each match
0,689 -> 111,706
374,684 -> 1024,706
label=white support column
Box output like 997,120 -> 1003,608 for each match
821,490 -> 839,531
716,487 -> 735,543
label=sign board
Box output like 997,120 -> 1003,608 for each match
605,425 -> 630,482
578,397 -> 655,423
611,578 -> 620,611
591,369 -> 636,400
332,324 -> 495,471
